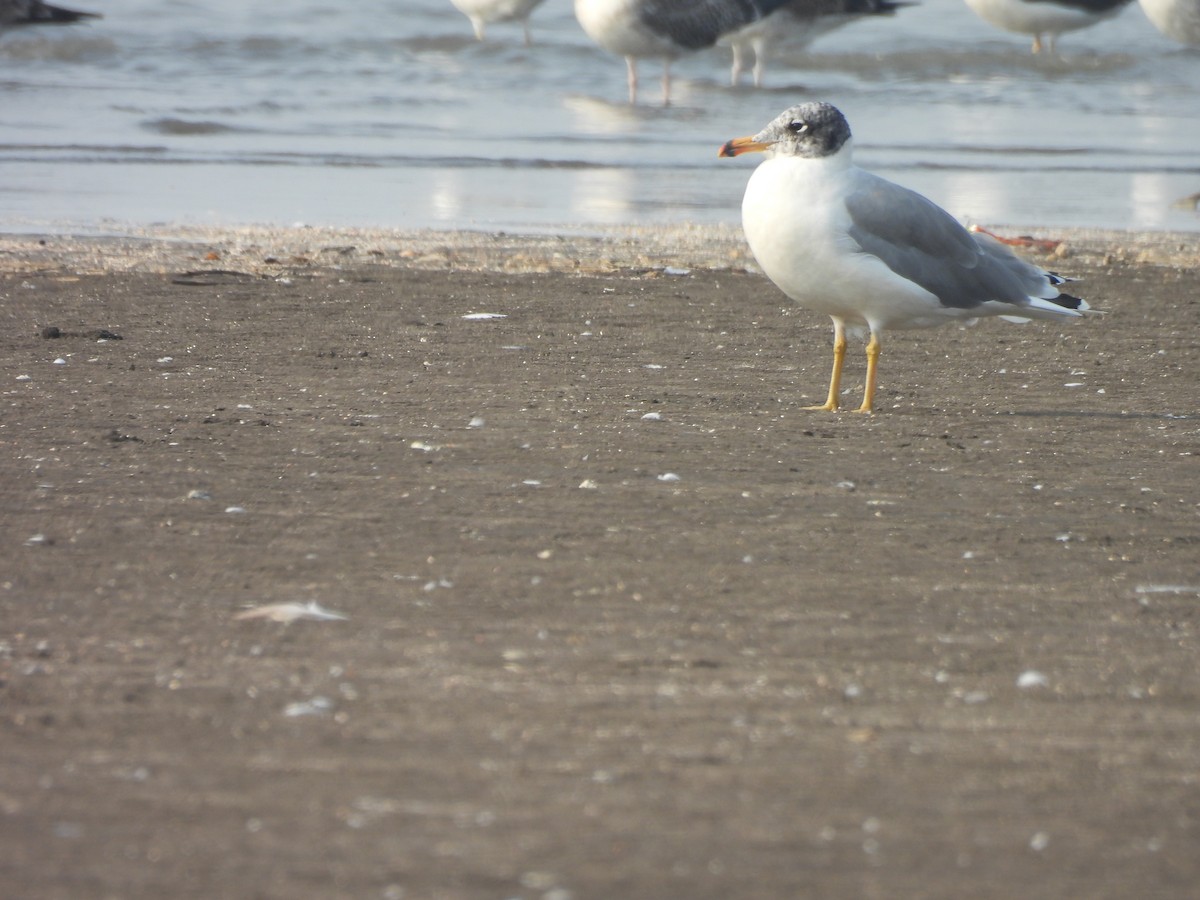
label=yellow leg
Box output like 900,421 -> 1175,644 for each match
804,319 -> 846,412
855,332 -> 880,414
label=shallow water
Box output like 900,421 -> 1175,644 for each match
1,0 -> 1198,235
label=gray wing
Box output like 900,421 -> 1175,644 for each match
844,171 -> 1057,311
639,0 -> 794,49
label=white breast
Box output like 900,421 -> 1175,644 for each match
1138,0 -> 1200,44
575,0 -> 682,58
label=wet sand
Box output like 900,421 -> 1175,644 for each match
2,224 -> 1199,899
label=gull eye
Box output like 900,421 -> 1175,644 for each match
787,121 -> 808,134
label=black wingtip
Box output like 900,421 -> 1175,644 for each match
1053,291 -> 1087,311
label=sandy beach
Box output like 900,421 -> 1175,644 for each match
2,224 -> 1199,898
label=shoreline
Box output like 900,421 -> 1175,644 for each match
2,221 -> 1198,278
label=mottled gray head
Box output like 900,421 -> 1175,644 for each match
719,101 -> 852,161
757,102 -> 852,158
715,103 -> 849,162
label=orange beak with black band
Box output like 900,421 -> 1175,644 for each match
718,136 -> 771,158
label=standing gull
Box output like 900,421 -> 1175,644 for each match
1137,0 -> 1200,45
449,0 -> 548,45
0,0 -> 99,29
723,0 -> 913,88
575,0 -> 794,104
962,0 -> 1133,53
719,102 -> 1092,413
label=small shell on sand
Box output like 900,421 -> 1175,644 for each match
234,601 -> 348,623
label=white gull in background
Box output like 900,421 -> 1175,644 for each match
449,0 -> 548,45
719,102 -> 1092,413
723,0 -> 913,87
1137,0 -> 1200,44
0,0 -> 98,29
575,0 -> 794,104
962,0 -> 1134,52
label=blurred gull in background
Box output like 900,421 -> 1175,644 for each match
722,0 -> 914,87
1137,0 -> 1200,44
575,0 -> 794,103
962,0 -> 1133,52
0,0 -> 98,30
449,0 -> 548,44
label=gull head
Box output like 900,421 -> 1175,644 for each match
719,102 -> 852,160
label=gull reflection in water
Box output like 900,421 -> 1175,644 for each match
570,168 -> 636,222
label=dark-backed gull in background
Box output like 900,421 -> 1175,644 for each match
575,0 -> 794,103
723,0 -> 913,87
962,0 -> 1133,53
719,102 -> 1093,413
